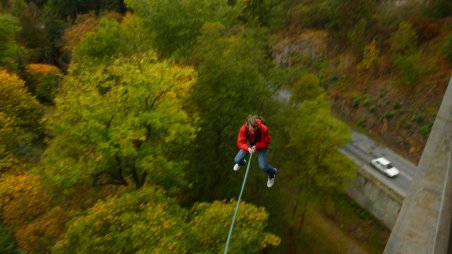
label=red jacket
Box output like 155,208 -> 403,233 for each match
237,118 -> 272,151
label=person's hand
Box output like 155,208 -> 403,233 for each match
248,146 -> 256,154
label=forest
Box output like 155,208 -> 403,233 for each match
0,0 -> 451,253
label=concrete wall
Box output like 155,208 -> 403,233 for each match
347,169 -> 404,229
384,76 -> 452,254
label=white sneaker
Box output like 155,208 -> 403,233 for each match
267,168 -> 277,188
233,159 -> 246,171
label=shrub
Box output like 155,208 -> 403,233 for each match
420,123 -> 432,138
362,96 -> 372,106
352,96 -> 362,108
390,22 -> 417,54
443,34 -> 452,63
384,111 -> 395,120
292,73 -> 323,102
358,39 -> 379,72
393,50 -> 432,85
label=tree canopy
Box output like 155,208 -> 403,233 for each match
39,52 -> 198,193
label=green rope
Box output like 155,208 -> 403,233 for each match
224,153 -> 253,254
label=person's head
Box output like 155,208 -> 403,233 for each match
246,115 -> 258,133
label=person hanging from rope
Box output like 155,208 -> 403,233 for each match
233,115 -> 278,188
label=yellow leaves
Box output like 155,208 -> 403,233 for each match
357,39 -> 379,72
0,69 -> 41,119
261,233 -> 282,248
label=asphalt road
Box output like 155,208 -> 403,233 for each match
339,131 -> 418,198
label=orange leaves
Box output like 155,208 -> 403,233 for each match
0,173 -> 68,249
60,12 -> 99,56
0,173 -> 68,253
15,207 -> 67,253
27,63 -> 60,76
0,174 -> 51,227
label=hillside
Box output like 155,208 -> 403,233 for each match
271,7 -> 452,163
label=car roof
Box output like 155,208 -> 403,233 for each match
375,157 -> 391,165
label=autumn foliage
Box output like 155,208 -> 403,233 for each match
0,174 -> 67,253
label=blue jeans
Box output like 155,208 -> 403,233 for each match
234,148 -> 277,177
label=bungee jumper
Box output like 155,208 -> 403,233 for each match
224,115 -> 278,253
233,114 -> 278,188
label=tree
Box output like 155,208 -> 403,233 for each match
11,0 -> 48,63
276,94 -> 355,249
0,173 -> 69,253
26,63 -> 62,104
291,73 -> 323,102
0,70 -> 43,173
53,187 -> 280,253
39,52 -> 198,194
189,199 -> 281,253
53,187 -> 189,253
71,17 -> 121,64
0,13 -> 26,72
185,23 -> 275,201
59,12 -> 99,59
124,0 -> 244,58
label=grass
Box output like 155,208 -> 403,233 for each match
320,193 -> 390,253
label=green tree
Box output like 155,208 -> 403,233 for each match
291,73 -> 323,102
71,15 -> 153,64
72,17 -> 121,64
53,187 -> 280,253
53,187 -> 189,253
125,0 -> 244,58
278,95 -> 355,246
189,200 -> 280,253
185,23 -> 275,201
0,13 -> 26,72
11,0 -> 48,63
39,52 -> 198,194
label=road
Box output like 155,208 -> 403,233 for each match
340,131 -> 418,198
272,87 -> 418,197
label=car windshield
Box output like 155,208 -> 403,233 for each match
386,163 -> 393,169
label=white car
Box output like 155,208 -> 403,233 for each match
370,157 -> 400,178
